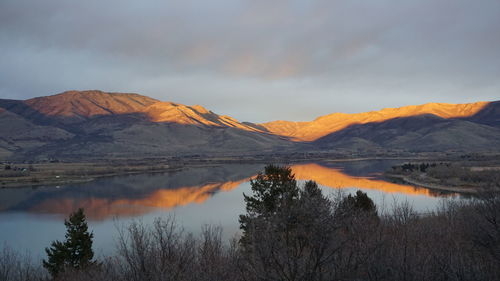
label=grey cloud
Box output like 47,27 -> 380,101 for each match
1,0 -> 499,122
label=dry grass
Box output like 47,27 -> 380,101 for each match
0,161 -> 179,188
386,160 -> 500,193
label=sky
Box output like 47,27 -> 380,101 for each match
1,0 -> 499,123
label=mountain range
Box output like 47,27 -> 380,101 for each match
0,90 -> 499,160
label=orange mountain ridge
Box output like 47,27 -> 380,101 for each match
7,90 -> 493,142
259,102 -> 490,141
143,101 -> 262,132
24,90 -> 158,118
22,90 -> 264,132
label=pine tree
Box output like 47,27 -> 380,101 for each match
43,208 -> 95,278
239,165 -> 298,247
238,165 -> 341,280
242,164 -> 299,215
341,190 -> 377,214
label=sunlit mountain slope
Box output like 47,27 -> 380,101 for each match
0,90 -> 498,159
260,102 -> 490,141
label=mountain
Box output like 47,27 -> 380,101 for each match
313,114 -> 500,152
0,90 -> 499,160
259,101 -> 490,141
463,101 -> 500,128
0,90 -> 293,159
142,102 -> 263,132
0,108 -> 74,158
0,90 -> 266,132
0,90 -> 159,127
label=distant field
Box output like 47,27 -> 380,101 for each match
0,161 -> 179,188
385,157 -> 500,194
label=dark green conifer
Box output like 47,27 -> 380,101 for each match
338,190 -> 378,218
239,165 -> 299,247
242,164 -> 298,215
43,208 -> 95,278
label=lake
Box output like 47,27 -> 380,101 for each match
0,160 -> 462,260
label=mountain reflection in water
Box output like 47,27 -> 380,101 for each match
0,162 -> 452,221
26,180 -> 249,220
292,163 -> 437,196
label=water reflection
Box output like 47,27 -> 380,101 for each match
0,164 -> 261,219
291,163 -> 448,197
0,162 -> 451,221
25,180 -> 249,220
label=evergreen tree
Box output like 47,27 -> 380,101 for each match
239,165 -> 299,244
238,165 -> 342,280
242,164 -> 298,215
345,190 -> 377,213
336,190 -> 378,223
43,208 -> 95,278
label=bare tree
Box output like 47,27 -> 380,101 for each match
0,246 -> 45,281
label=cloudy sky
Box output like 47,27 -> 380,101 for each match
1,0 -> 499,122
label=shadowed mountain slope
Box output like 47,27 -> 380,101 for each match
0,90 -> 498,159
0,91 -> 294,159
313,114 -> 500,152
259,102 -> 490,141
0,90 -> 266,132
0,108 -> 74,158
463,101 -> 500,128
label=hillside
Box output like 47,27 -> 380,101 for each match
0,90 -> 499,159
0,109 -> 74,158
260,102 -> 490,141
0,91 -> 293,159
0,90 -> 159,127
313,114 -> 500,152
142,102 -> 263,132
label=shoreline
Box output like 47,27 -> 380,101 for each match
1,156 -> 416,189
0,164 -> 186,189
2,156 -> 496,195
384,173 -> 483,194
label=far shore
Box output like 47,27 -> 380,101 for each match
0,163 -> 186,189
2,154 -> 499,193
384,174 -> 480,194
384,160 -> 500,195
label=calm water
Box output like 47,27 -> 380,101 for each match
0,160 -> 462,260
